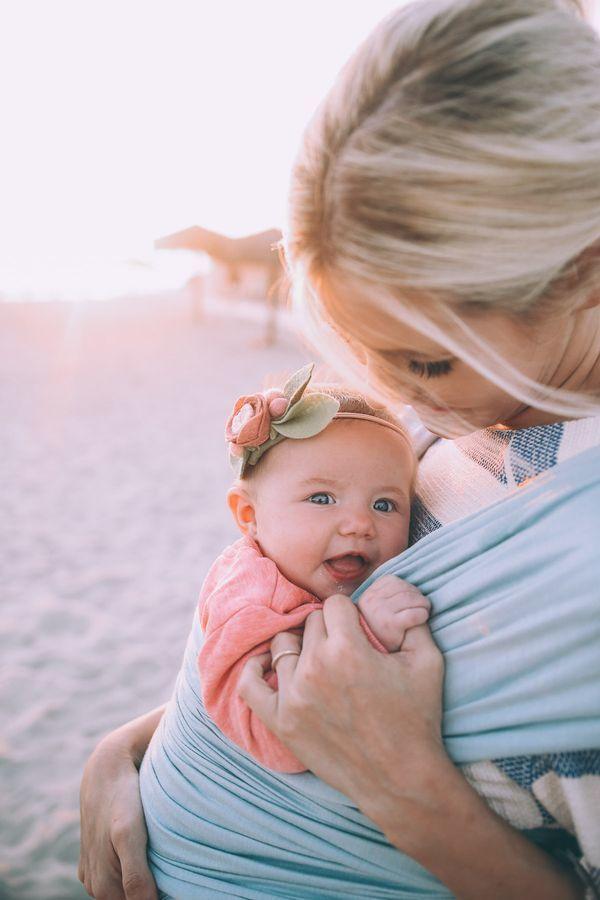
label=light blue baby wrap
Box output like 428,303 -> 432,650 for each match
140,446 -> 600,899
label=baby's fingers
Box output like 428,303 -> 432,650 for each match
359,576 -> 430,610
383,606 -> 431,653
394,606 -> 430,632
359,574 -> 400,601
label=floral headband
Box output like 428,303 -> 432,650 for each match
225,363 -> 411,477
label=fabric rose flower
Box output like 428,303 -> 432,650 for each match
226,394 -> 272,448
224,365 -> 340,477
225,391 -> 289,450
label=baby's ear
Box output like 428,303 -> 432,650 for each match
227,485 -> 258,538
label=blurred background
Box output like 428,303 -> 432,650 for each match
0,0 -> 414,303
0,1 -> 407,897
2,2 -> 600,898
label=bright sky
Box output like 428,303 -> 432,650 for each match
0,0 -> 401,299
2,1 -> 598,300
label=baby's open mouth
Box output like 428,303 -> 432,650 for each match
324,553 -> 370,582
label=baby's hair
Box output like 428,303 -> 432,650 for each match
240,382 -> 417,491
313,382 -> 403,422
285,0 -> 600,421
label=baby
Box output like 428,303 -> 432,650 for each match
198,364 -> 430,773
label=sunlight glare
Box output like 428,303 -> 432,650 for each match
0,1 -> 402,299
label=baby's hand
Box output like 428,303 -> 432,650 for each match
357,574 -> 431,652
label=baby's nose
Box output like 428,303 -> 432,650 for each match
338,508 -> 375,537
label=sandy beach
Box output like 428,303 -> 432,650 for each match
0,293 -> 310,899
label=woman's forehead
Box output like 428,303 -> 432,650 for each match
318,271 -> 530,360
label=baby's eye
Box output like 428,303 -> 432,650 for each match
308,492 -> 335,505
373,498 -> 396,513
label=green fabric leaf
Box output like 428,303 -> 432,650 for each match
273,395 -> 302,426
247,447 -> 263,466
273,394 -> 339,438
230,450 -> 245,478
246,433 -> 286,469
282,363 -> 314,406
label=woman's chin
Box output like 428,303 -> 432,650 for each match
416,412 -> 480,438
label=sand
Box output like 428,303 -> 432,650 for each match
0,293 -> 309,899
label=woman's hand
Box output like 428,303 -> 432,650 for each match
239,594 -> 584,899
238,592 -> 445,806
78,707 -> 164,900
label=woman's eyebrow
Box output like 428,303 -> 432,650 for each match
378,348 -> 451,361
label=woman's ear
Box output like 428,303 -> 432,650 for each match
577,290 -> 600,312
570,241 -> 600,310
227,485 -> 258,538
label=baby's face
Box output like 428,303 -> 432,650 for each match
246,419 -> 413,600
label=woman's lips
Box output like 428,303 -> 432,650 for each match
324,554 -> 369,582
413,402 -> 452,415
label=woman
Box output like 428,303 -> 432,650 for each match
79,0 -> 600,897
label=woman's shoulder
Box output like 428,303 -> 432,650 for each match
410,415 -> 600,543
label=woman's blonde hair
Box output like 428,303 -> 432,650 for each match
285,0 -> 600,421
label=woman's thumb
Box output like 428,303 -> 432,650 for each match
399,623 -> 443,668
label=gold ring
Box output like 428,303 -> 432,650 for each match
271,649 -> 301,671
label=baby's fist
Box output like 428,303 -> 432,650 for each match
358,574 -> 430,652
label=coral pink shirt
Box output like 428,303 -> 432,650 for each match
198,536 -> 386,773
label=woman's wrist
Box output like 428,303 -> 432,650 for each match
354,743 -> 452,850
99,704 -> 166,769
358,750 -> 583,899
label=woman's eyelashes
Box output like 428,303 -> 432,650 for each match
408,358 -> 454,379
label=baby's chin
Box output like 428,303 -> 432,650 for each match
326,581 -> 356,598
309,568 -> 365,601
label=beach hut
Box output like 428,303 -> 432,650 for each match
156,226 -> 284,343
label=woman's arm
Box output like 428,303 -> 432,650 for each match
239,596 -> 585,900
367,748 -> 584,900
78,705 -> 165,900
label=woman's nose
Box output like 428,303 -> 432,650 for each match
405,386 -> 434,407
